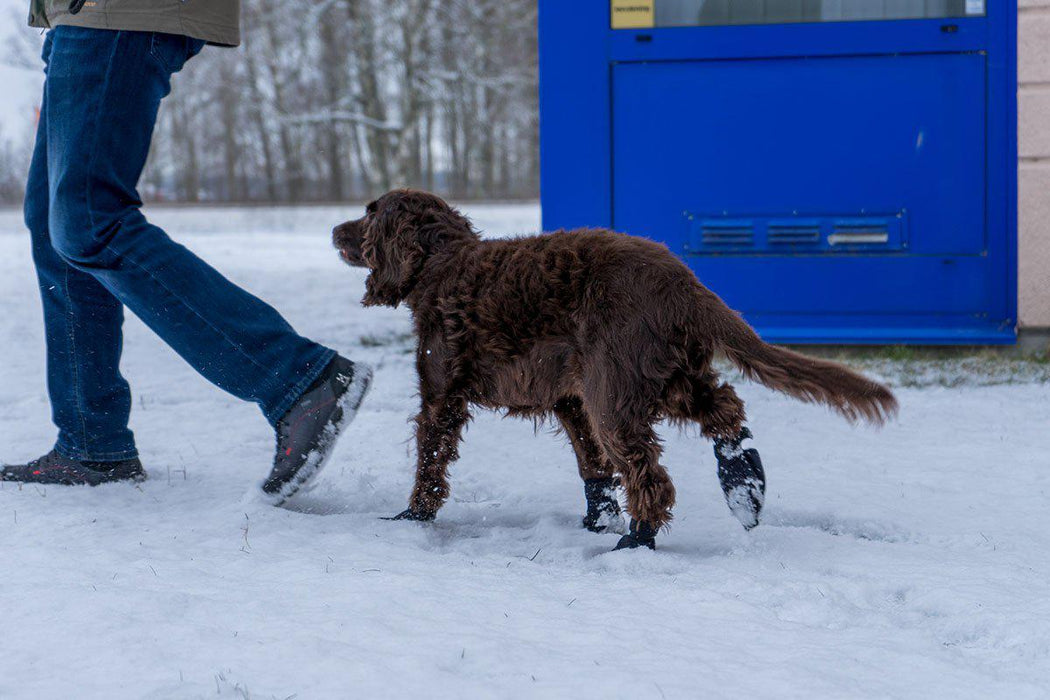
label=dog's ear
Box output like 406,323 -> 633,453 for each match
361,204 -> 424,308
363,267 -> 404,308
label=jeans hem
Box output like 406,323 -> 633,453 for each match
55,441 -> 139,462
264,347 -> 339,426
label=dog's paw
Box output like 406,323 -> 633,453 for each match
582,477 -> 625,534
583,509 -> 627,535
715,435 -> 766,531
612,519 -> 657,551
382,508 -> 436,522
723,476 -> 764,531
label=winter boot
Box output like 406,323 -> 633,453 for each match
263,355 -> 372,505
0,450 -> 145,486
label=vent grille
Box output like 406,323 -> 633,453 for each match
829,224 -> 890,246
768,224 -> 821,246
685,212 -> 905,255
701,224 -> 754,248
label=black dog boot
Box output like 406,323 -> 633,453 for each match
582,477 -> 625,534
613,519 -> 658,551
714,427 -> 766,531
383,507 -> 436,522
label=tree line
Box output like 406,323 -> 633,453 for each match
3,0 -> 539,205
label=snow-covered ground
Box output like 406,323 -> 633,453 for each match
1,203 -> 1049,699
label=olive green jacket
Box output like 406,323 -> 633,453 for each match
28,0 -> 240,47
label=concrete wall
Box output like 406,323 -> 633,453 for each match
1019,0 -> 1050,328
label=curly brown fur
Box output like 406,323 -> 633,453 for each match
333,189 -> 899,532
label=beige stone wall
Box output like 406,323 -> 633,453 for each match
1019,0 -> 1050,328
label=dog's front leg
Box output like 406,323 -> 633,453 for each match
388,396 -> 470,522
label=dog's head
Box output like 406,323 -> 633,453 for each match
333,189 -> 478,307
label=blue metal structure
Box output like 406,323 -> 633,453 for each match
539,1 -> 1018,344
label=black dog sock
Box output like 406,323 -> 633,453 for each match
582,477 -> 623,533
613,519 -> 658,550
714,427 -> 766,531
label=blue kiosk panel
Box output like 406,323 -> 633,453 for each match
539,1 -> 1018,344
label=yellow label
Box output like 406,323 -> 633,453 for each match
611,0 -> 654,29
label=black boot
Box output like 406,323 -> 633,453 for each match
613,519 -> 658,550
714,427 -> 766,530
263,355 -> 372,505
582,477 -> 625,533
1,450 -> 145,486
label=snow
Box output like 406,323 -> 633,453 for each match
2,203 -> 1050,699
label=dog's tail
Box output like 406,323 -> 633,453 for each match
697,288 -> 898,425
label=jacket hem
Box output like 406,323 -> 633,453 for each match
40,11 -> 239,47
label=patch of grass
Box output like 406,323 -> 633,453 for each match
719,343 -> 1050,388
883,345 -> 918,362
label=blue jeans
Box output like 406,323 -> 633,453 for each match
25,27 -> 335,462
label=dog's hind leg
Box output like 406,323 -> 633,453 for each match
575,407 -> 672,549
387,395 -> 470,522
552,397 -> 625,534
594,421 -> 675,551
665,370 -> 747,441
714,428 -> 766,531
665,371 -> 766,531
578,355 -> 675,550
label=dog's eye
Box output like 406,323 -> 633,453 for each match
366,201 -> 378,214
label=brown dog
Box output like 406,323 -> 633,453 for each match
334,189 -> 897,550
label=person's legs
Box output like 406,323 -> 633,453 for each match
44,27 -> 334,426
26,31 -> 136,462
